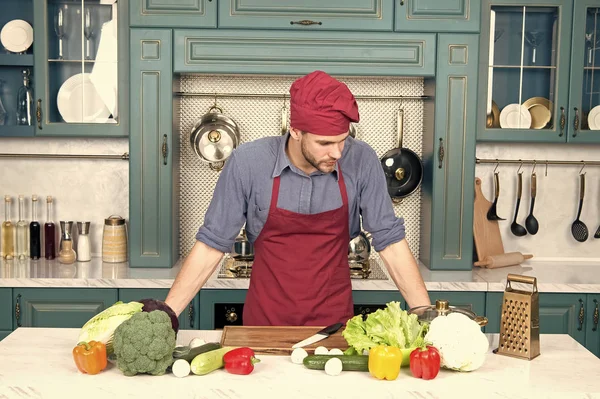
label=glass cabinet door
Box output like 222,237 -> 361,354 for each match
33,0 -> 127,136
477,1 -> 573,142
568,2 -> 600,143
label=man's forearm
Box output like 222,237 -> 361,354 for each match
378,239 -> 431,309
165,241 -> 224,316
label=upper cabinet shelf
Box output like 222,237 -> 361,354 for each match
477,0 -> 600,144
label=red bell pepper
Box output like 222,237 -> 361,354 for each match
409,346 -> 441,380
223,347 -> 261,375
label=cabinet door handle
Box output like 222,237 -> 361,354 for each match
290,20 -> 322,26
593,299 -> 599,332
438,138 -> 444,169
573,108 -> 580,136
400,0 -> 405,5
15,294 -> 21,327
578,299 -> 585,331
36,99 -> 42,130
559,107 -> 565,137
188,303 -> 194,328
162,134 -> 168,166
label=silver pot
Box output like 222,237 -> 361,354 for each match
408,299 -> 488,327
348,231 -> 371,263
232,228 -> 253,260
190,106 -> 240,171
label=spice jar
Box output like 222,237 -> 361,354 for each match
58,221 -> 76,264
102,215 -> 127,263
77,222 -> 91,262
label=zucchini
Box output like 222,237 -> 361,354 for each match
303,355 -> 369,372
190,347 -> 236,375
173,342 -> 222,362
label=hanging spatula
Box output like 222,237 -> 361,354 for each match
571,173 -> 589,242
487,172 -> 505,220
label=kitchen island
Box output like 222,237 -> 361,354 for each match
0,328 -> 599,399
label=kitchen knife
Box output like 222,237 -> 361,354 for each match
291,322 -> 344,349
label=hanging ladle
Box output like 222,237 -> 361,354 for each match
571,165 -> 589,242
487,162 -> 505,221
525,163 -> 539,235
510,164 -> 527,237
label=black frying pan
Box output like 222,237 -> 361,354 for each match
380,109 -> 423,201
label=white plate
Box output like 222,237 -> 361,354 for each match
57,73 -> 111,123
589,105 -> 600,130
499,103 -> 532,129
0,20 -> 33,53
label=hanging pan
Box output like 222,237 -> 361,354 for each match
380,108 -> 423,202
190,105 -> 240,171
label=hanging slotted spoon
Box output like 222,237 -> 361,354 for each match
487,172 -> 505,220
571,173 -> 589,242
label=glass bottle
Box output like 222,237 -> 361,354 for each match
29,195 -> 41,260
77,222 -> 91,262
44,196 -> 56,260
16,195 -> 29,260
16,69 -> 33,126
2,196 -> 15,260
58,221 -> 76,264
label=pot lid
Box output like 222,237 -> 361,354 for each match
408,299 -> 478,323
197,127 -> 235,162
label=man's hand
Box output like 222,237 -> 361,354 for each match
378,239 -> 431,309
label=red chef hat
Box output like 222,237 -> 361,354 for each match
289,71 -> 359,136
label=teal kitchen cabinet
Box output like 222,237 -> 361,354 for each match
174,29 -> 436,76
485,292 -> 587,346
118,289 -> 199,330
0,289 -> 12,340
353,291 -> 405,318
585,295 -> 600,357
130,0 -> 216,28
32,0 -> 129,137
420,34 -> 479,270
476,1 -> 582,143
13,288 -> 118,328
0,0 -> 35,137
567,2 -> 600,143
217,0 -> 394,32
129,29 -> 179,268
199,289 -> 247,330
395,0 -> 481,33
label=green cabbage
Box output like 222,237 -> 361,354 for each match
77,301 -> 144,354
342,301 -> 427,355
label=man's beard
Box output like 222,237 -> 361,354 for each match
300,139 -> 335,173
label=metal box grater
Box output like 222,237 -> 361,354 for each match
495,274 -> 541,360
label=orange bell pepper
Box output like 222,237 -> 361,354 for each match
368,345 -> 402,381
72,341 -> 108,375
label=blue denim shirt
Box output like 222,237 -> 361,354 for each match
196,132 -> 406,253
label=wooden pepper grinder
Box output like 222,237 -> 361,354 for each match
58,221 -> 76,264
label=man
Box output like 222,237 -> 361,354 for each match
165,70 -> 430,326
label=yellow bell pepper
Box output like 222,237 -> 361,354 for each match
368,345 -> 402,381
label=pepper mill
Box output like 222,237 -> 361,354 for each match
58,221 -> 76,264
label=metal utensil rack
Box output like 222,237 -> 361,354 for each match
174,92 -> 430,101
476,158 -> 600,167
0,152 -> 129,160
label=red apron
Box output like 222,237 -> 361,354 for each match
243,166 -> 354,326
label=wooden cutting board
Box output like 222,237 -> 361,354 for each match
473,177 -> 505,262
220,326 -> 349,356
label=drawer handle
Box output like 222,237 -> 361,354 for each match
578,299 -> 584,331
290,20 -> 322,26
593,299 -> 599,332
400,0 -> 405,5
15,294 -> 21,327
162,134 -> 168,165
36,99 -> 42,130
559,107 -> 565,137
573,107 -> 579,136
188,303 -> 194,328
438,138 -> 444,169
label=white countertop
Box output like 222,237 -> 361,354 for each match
0,328 -> 598,399
1,257 -> 600,293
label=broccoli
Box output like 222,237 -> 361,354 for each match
112,310 -> 176,376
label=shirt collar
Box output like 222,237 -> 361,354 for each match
272,132 -> 341,181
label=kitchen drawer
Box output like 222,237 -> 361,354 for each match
395,0 -> 480,32
218,0 -> 394,31
130,0 -> 217,28
0,289 -> 12,331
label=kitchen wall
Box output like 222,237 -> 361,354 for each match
476,143 -> 600,261
0,137 -> 128,257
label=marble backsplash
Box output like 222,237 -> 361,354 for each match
0,137 -> 129,257
476,142 -> 600,261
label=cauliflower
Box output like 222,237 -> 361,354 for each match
424,313 -> 489,372
113,310 -> 176,376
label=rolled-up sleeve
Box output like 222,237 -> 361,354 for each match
196,152 -> 247,253
359,147 -> 406,252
